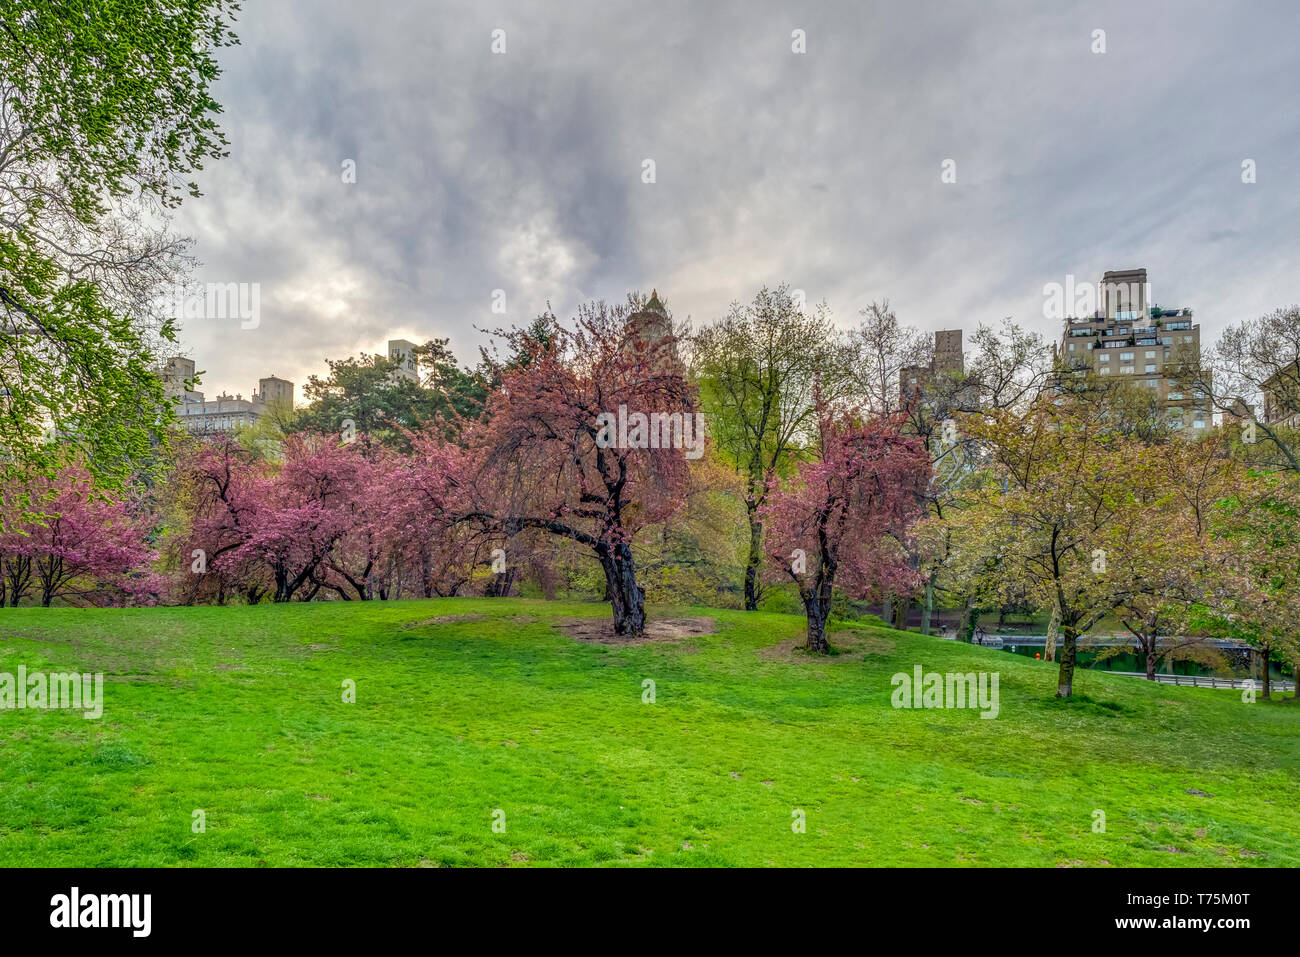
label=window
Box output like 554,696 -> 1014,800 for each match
1145,350 -> 1156,358
1120,366 -> 1135,375
1145,363 -> 1156,373
1161,336 -> 1172,345
1193,420 -> 1206,429
1099,353 -> 1111,362
1120,352 -> 1134,361
1068,343 -> 1075,351
1099,366 -> 1111,375
1168,392 -> 1183,400
1147,378 -> 1158,387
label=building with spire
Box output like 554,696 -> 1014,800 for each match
627,289 -> 672,342
623,289 -> 681,373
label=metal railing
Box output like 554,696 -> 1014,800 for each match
1106,671 -> 1293,692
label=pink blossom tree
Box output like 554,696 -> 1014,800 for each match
763,413 -> 931,652
175,437 -> 272,604
1,463 -> 157,607
453,299 -> 697,635
232,434 -> 361,603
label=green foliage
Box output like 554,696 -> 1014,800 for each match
290,340 -> 486,447
0,1 -> 239,216
0,1 -> 240,486
0,233 -> 173,487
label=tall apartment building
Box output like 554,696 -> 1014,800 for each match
162,356 -> 295,435
900,329 -> 972,410
386,339 -> 420,383
162,356 -> 203,403
1057,268 -> 1210,432
1260,360 -> 1300,429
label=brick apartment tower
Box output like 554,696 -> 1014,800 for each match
1058,268 -> 1210,432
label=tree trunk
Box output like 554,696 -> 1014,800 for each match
921,577 -> 934,635
743,500 -> 762,611
1261,644 -> 1271,700
1144,639 -> 1158,681
486,566 -> 517,598
1056,625 -> 1078,698
882,592 -> 892,626
1043,602 -> 1060,662
959,598 -> 976,641
804,594 -> 831,654
601,542 -> 645,636
893,594 -> 908,631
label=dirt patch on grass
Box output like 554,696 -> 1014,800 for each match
758,629 -> 895,663
402,614 -> 539,630
555,616 -> 716,645
402,614 -> 486,628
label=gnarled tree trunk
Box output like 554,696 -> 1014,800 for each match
800,566 -> 836,654
600,541 -> 645,636
804,594 -> 831,654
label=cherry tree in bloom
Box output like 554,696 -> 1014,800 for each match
175,437 -> 272,604
403,433 -> 492,597
179,434 -> 364,603
232,434 -> 364,603
456,298 -> 696,635
763,412 -> 931,652
0,463 -> 157,607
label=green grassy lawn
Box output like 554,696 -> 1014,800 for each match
1,598 -> 1297,867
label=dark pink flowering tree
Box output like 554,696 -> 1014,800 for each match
1,463 -> 157,607
180,434 -> 363,603
763,413 -> 931,652
315,444 -> 398,600
456,300 -> 697,635
232,434 -> 362,603
176,437 -> 272,604
404,433 -> 489,597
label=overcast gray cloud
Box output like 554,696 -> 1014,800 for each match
171,0 -> 1300,398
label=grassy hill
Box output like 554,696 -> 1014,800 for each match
1,598 -> 1296,867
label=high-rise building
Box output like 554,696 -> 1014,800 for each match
1056,268 -> 1210,432
387,339 -> 420,383
162,356 -> 202,403
1261,361 -> 1300,429
900,329 -> 972,410
624,290 -> 680,371
933,329 -> 964,375
256,375 -> 294,408
161,355 -> 295,435
627,290 -> 673,342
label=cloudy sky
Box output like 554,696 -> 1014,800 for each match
173,0 -> 1300,399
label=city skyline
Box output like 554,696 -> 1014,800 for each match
172,0 -> 1300,396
